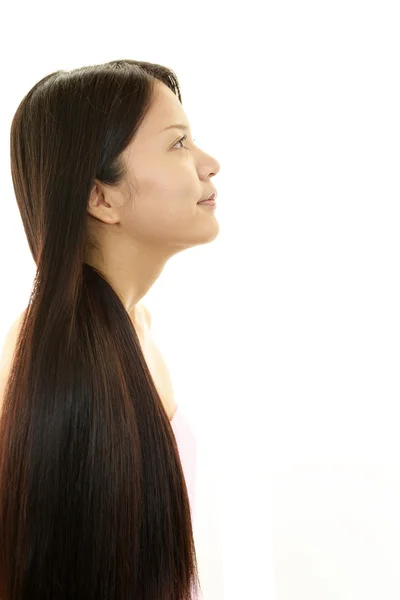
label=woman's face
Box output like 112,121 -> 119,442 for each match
85,80 -> 221,314
117,80 -> 221,253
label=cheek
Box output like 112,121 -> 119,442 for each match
154,163 -> 198,197
125,201 -> 183,240
136,160 -> 198,204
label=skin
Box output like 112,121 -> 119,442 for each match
84,81 -> 221,327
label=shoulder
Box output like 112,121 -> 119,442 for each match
0,310 -> 26,370
139,303 -> 152,329
0,309 -> 27,408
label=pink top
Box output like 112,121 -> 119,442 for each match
170,404 -> 197,516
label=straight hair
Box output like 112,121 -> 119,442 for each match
0,59 -> 200,600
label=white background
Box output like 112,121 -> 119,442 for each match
1,1 -> 400,598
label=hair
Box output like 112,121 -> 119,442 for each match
0,59 -> 201,600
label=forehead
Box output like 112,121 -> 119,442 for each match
142,82 -> 191,135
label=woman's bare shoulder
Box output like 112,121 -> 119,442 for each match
0,310 -> 26,368
0,309 -> 27,408
139,302 -> 152,328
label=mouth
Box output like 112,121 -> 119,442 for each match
197,198 -> 216,209
197,192 -> 217,204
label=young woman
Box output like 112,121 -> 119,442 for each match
0,59 -> 220,600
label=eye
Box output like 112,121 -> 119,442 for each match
173,134 -> 196,150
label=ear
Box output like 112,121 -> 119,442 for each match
87,181 -> 120,225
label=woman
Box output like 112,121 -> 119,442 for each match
0,59 -> 220,600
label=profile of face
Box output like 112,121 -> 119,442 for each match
87,81 -> 221,261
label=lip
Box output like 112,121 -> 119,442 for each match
197,199 -> 216,208
198,191 -> 217,203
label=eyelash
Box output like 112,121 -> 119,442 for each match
174,134 -> 196,150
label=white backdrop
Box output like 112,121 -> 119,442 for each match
1,0 -> 400,598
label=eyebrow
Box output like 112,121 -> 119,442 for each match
160,124 -> 191,133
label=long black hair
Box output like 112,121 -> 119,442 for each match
0,59 -> 200,600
